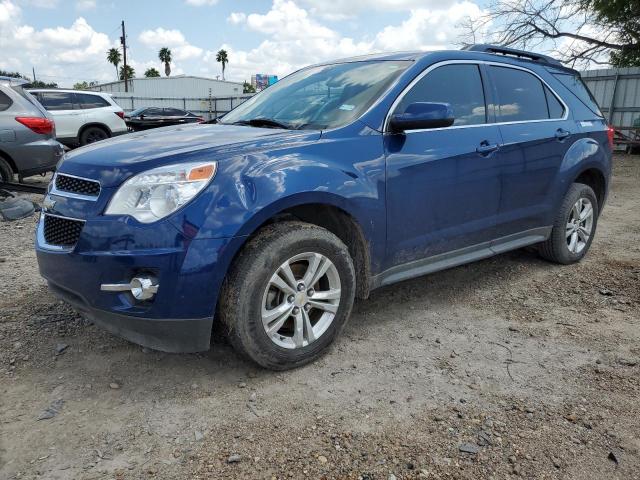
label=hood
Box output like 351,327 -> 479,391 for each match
58,123 -> 321,187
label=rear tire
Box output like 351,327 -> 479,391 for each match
539,183 -> 599,264
79,126 -> 109,146
0,157 -> 13,182
219,221 -> 356,370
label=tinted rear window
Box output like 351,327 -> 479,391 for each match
490,66 -> 548,122
76,93 -> 110,109
553,73 -> 604,117
0,91 -> 12,111
39,92 -> 75,111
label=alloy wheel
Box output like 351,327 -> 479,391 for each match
566,197 -> 594,254
261,252 -> 341,349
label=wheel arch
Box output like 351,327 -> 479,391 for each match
0,149 -> 17,173
226,194 -> 372,300
78,122 -> 112,139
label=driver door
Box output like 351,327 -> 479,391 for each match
383,63 -> 502,272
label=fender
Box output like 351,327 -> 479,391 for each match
554,134 -> 611,212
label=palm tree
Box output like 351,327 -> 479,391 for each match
144,68 -> 160,78
107,48 -> 122,80
119,65 -> 135,81
216,49 -> 229,80
158,47 -> 172,77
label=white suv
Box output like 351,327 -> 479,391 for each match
28,89 -> 128,147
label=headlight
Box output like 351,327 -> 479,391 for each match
105,161 -> 217,223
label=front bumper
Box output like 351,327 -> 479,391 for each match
36,213 -> 240,352
48,281 -> 213,352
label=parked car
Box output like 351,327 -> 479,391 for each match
125,107 -> 204,131
0,77 -> 63,182
28,89 -> 127,147
36,45 -> 612,370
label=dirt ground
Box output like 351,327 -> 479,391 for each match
1,154 -> 639,480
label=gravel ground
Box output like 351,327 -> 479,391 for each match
0,154 -> 639,480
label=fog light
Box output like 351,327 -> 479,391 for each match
101,276 -> 159,300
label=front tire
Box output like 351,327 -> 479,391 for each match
539,183 -> 599,264
220,221 -> 356,370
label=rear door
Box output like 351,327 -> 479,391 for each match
384,63 -> 502,270
488,65 -> 573,241
35,91 -> 84,140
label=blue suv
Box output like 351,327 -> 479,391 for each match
36,45 -> 612,370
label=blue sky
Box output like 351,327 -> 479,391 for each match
1,0 -> 491,87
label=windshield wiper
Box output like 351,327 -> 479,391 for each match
231,118 -> 293,129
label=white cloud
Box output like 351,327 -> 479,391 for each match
374,2 -> 483,51
227,12 -> 246,24
138,27 -> 203,61
184,0 -> 218,5
211,0 -> 483,82
298,0 -> 457,20
0,0 -> 20,24
76,0 -> 96,10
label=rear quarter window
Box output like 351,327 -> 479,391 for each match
0,90 -> 12,111
76,93 -> 111,109
553,73 -> 603,118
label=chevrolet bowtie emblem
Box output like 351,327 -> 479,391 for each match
43,195 -> 56,211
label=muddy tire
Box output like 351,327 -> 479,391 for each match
219,221 -> 356,370
539,183 -> 599,264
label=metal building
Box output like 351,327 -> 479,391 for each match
87,75 -> 252,120
89,75 -> 244,97
581,67 -> 640,127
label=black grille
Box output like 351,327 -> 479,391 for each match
43,214 -> 84,247
55,174 -> 101,197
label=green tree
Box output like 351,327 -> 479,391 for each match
29,80 -> 58,88
243,81 -> 256,94
144,68 -> 161,78
158,47 -> 172,76
216,49 -> 229,80
0,70 -> 24,79
119,65 -> 135,81
107,47 -> 122,80
74,81 -> 89,90
462,0 -> 640,67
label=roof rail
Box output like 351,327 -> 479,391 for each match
462,44 -> 563,67
0,76 -> 29,86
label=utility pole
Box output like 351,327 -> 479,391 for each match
32,67 -> 37,84
120,20 -> 128,92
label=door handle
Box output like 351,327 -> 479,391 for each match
476,141 -> 500,156
555,128 -> 571,141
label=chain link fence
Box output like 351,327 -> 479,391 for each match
110,94 -> 254,120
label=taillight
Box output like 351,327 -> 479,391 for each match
15,117 -> 54,135
115,111 -> 125,119
196,117 -> 204,122
607,125 -> 615,150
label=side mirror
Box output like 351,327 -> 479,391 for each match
139,114 -> 145,119
389,102 -> 454,132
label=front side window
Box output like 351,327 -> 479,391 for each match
39,92 -> 75,111
222,60 -> 410,130
396,64 -> 487,126
490,66 -> 551,122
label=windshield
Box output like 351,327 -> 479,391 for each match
221,60 -> 410,130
